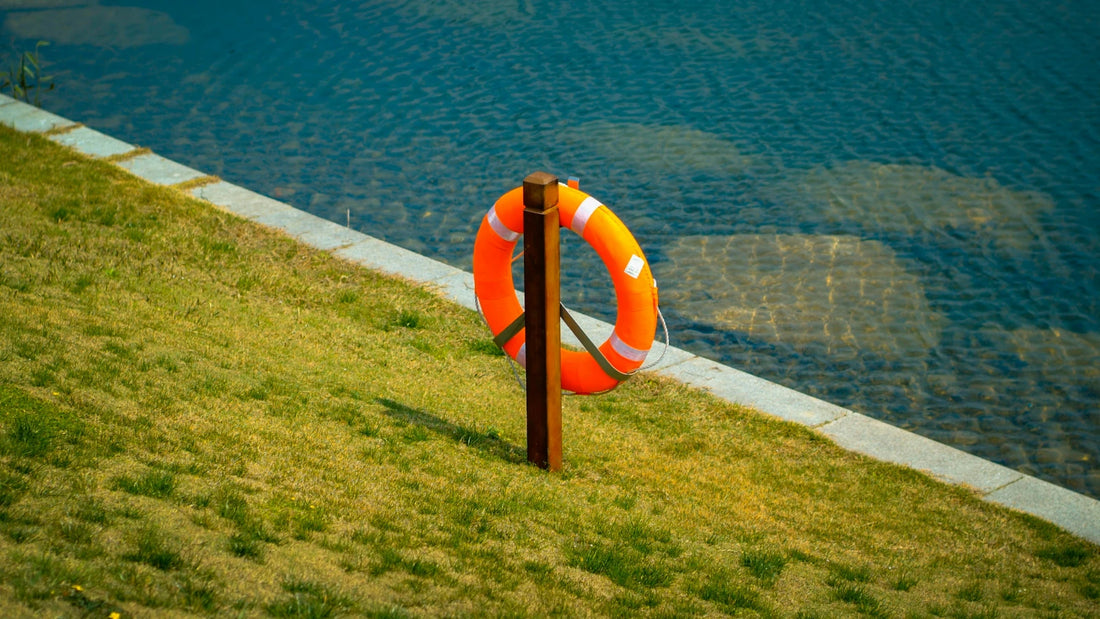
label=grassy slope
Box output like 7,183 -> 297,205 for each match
0,124 -> 1097,617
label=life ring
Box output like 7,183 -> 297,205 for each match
473,183 -> 659,394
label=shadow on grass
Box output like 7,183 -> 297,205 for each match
375,398 -> 526,465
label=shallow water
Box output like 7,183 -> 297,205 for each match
4,0 -> 1097,497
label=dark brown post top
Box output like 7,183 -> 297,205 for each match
523,171 -> 559,212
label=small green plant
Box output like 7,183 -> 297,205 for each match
1036,543 -> 1093,568
369,547 -> 406,576
741,547 -> 788,584
956,581 -> 984,602
211,486 -> 278,553
1,41 -> 55,107
113,469 -> 176,499
72,499 -> 111,525
522,560 -> 552,576
387,309 -> 423,330
227,531 -> 264,560
696,573 -> 768,613
892,571 -> 919,592
124,527 -> 184,571
831,583 -> 886,615
58,519 -> 94,545
267,578 -> 354,618
827,562 -> 873,584
292,505 -> 329,539
179,574 -> 220,612
402,425 -> 431,443
611,493 -> 637,511
0,470 -> 28,507
1081,579 -> 1100,601
5,413 -> 55,458
213,487 -> 250,525
568,541 -> 671,589
467,338 -> 504,356
0,390 -> 84,459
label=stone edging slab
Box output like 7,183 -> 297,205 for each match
3,93 -> 1097,545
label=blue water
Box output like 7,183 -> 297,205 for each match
3,0 -> 1097,497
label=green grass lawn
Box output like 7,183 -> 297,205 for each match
1,123 -> 1097,617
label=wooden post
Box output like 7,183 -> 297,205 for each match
522,171 -> 562,471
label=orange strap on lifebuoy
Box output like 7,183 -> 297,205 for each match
473,183 -> 659,394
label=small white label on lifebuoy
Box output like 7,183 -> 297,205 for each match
624,255 -> 645,279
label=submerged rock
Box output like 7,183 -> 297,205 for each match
4,6 -> 189,48
1001,326 -> 1100,384
566,121 -> 761,175
770,161 -> 1054,251
660,234 -> 941,358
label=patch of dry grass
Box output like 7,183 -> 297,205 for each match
1,125 -> 1098,616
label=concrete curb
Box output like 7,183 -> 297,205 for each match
115,152 -> 206,186
4,93 -> 1097,545
48,125 -> 136,158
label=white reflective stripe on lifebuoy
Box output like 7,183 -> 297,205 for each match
516,343 -> 527,368
610,331 -> 649,363
488,205 -> 520,242
570,196 -> 602,236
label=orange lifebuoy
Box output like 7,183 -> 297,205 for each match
473,183 -> 659,394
